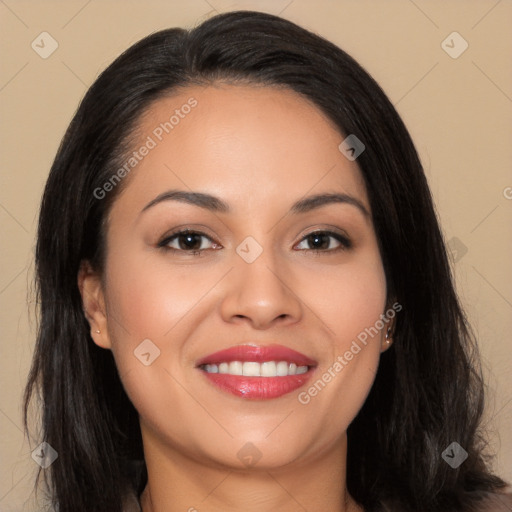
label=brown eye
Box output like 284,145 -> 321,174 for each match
295,231 -> 351,252
158,230 -> 219,254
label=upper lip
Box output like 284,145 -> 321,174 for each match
196,344 -> 317,367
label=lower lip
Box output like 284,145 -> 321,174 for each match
200,370 -> 315,400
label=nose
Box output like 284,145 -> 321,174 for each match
219,249 -> 303,330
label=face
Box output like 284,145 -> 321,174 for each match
81,84 -> 391,471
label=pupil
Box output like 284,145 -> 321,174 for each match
180,234 -> 200,250
310,233 -> 328,249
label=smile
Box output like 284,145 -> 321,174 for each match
196,344 -> 317,400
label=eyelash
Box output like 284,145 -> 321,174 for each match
157,229 -> 352,256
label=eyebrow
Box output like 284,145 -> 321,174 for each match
140,190 -> 370,218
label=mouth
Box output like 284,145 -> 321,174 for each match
196,344 -> 317,400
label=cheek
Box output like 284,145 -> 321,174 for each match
293,253 -> 387,435
101,245 -> 231,419
299,252 -> 387,345
101,249 -> 223,444
103,245 -> 225,350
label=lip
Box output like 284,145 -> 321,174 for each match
196,344 -> 317,400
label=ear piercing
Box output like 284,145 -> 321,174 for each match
95,330 -> 101,334
385,328 -> 392,344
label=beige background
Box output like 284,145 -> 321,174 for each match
1,0 -> 511,510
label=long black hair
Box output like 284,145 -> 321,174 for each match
24,10 -> 506,512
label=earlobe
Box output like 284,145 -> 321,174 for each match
381,298 -> 399,352
77,261 -> 111,349
380,325 -> 394,353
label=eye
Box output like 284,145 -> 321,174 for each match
158,230 -> 220,255
295,230 -> 351,253
157,228 -> 351,256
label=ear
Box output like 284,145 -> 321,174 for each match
78,261 -> 111,349
380,297 -> 399,353
380,320 -> 395,353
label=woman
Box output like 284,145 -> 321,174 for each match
24,10 -> 511,512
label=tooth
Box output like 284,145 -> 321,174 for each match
243,362 -> 260,376
205,360 -> 309,376
229,361 -> 243,375
261,361 -> 277,377
276,361 -> 289,376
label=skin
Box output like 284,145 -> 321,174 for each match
79,84 -> 394,512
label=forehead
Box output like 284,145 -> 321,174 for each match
110,84 -> 370,219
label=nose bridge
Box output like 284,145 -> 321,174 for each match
220,234 -> 303,328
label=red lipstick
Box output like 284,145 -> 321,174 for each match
197,344 -> 317,400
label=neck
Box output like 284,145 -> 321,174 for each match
139,430 -> 363,512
